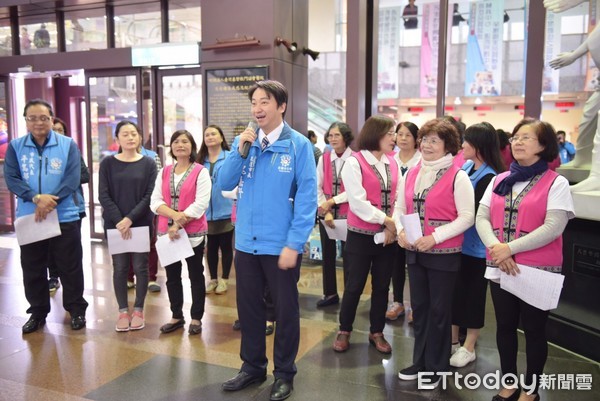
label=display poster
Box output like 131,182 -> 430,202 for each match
420,3 -> 440,98
464,0 -> 504,96
205,66 -> 268,143
378,6 -> 401,99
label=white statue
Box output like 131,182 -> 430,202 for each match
546,0 -> 600,192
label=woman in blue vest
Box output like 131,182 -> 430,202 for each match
450,122 -> 506,368
197,125 -> 234,295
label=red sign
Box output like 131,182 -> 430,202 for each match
408,107 -> 424,112
555,102 -> 575,108
514,105 -> 525,110
473,106 -> 493,111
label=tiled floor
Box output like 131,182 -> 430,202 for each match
0,226 -> 598,401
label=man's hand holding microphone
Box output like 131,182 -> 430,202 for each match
240,121 -> 259,159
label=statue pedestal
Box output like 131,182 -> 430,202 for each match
556,165 -> 590,184
572,191 -> 600,222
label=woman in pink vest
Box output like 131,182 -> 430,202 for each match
150,130 -> 211,335
395,118 -> 474,388
386,121 -> 421,322
316,121 -> 354,308
476,118 -> 574,401
332,115 -> 398,355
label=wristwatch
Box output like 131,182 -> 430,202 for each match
32,194 -> 41,204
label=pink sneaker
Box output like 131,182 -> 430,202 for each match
115,312 -> 130,332
130,311 -> 145,330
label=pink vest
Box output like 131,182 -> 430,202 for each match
487,170 -> 562,272
157,163 -> 208,237
404,163 -> 463,253
347,152 -> 398,235
321,150 -> 349,219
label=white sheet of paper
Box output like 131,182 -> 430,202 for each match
321,219 -> 347,241
500,264 -> 565,311
400,213 -> 423,244
106,226 -> 150,255
155,229 -> 195,267
14,209 -> 61,246
373,232 -> 385,244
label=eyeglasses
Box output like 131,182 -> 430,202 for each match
327,133 -> 343,139
386,131 -> 397,139
509,135 -> 536,143
419,136 -> 442,145
25,115 -> 52,122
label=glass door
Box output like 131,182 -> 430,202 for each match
85,69 -> 142,239
0,77 -> 14,232
155,67 -> 203,166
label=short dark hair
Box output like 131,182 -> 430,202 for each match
169,129 -> 198,163
511,118 -> 559,163
556,130 -> 566,136
23,99 -> 54,117
396,121 -> 419,149
197,124 -> 230,163
248,80 -> 288,118
442,115 -> 465,140
307,130 -> 316,140
464,122 -> 506,173
418,118 -> 462,155
356,115 -> 395,151
53,117 -> 69,136
496,129 -> 510,148
326,121 -> 354,147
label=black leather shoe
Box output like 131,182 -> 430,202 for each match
316,294 -> 339,308
160,319 -> 185,333
71,315 -> 86,330
492,387 -> 521,401
222,371 -> 266,391
22,317 -> 46,334
270,378 -> 293,401
232,320 -> 241,331
188,322 -> 202,335
265,322 -> 275,336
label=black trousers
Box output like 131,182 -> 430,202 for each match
20,220 -> 88,318
490,281 -> 549,394
235,250 -> 301,382
338,231 -> 394,333
408,253 -> 459,373
391,243 -> 406,303
207,229 -> 234,280
318,222 -> 346,296
164,243 -> 206,320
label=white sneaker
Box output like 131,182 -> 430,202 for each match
449,346 -> 476,367
451,342 -> 460,355
206,279 -> 218,294
215,278 -> 228,294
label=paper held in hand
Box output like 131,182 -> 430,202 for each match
106,226 -> 150,255
15,209 -> 61,246
155,229 -> 195,267
400,213 -> 423,244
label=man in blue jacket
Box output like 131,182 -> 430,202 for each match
219,80 -> 317,401
4,99 -> 88,333
556,130 -> 576,164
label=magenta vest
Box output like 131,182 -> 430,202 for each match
404,163 -> 463,253
487,170 -> 562,272
347,152 -> 398,235
321,150 -> 349,219
157,163 -> 208,237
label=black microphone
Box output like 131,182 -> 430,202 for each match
241,121 -> 259,159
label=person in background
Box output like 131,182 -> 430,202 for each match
219,80 -> 317,401
127,144 -> 162,292
395,118 -> 474,388
151,130 -> 211,335
452,3 -> 466,26
450,122 -> 505,368
0,117 -> 8,159
99,120 -> 156,332
476,118 -> 575,401
497,129 -> 513,170
333,115 -> 398,355
316,121 -> 353,308
308,130 -> 322,166
33,23 -> 50,48
386,121 -> 421,323
197,124 -> 234,295
556,130 -> 576,164
20,27 -> 31,50
4,99 -> 87,333
443,115 -> 466,168
402,0 -> 418,29
47,117 -> 89,292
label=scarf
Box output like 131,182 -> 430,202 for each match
415,153 -> 454,194
493,159 -> 548,196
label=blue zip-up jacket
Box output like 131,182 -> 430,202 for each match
203,149 -> 234,221
218,122 -> 317,255
461,160 -> 496,258
4,130 -> 81,222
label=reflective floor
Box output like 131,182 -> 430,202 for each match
0,224 -> 598,401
